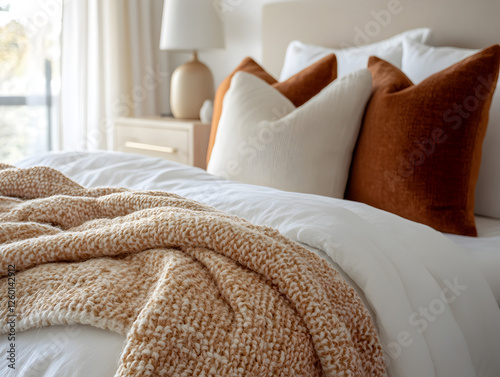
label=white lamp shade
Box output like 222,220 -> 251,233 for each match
160,0 -> 225,51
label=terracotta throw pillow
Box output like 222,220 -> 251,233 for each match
206,55 -> 337,163
346,45 -> 500,236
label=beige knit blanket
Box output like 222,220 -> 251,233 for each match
0,164 -> 385,377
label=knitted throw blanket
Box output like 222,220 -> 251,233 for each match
0,164 -> 385,377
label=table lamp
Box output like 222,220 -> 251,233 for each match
160,0 -> 225,119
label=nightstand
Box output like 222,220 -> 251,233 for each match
113,117 -> 211,169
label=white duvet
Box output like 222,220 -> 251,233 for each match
2,151 -> 500,377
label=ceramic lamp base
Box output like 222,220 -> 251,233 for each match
170,51 -> 214,119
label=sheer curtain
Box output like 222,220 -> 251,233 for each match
58,0 -> 170,151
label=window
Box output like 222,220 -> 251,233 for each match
0,0 -> 62,163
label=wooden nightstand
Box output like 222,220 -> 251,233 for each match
113,116 -> 211,169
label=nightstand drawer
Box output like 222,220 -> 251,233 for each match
114,125 -> 190,164
113,117 -> 211,169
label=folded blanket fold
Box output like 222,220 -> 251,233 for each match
0,164 -> 385,377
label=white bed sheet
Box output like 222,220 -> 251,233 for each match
445,217 -> 500,305
1,326 -> 125,377
2,151 -> 500,377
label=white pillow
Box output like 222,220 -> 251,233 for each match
279,28 -> 432,81
402,39 -> 500,219
207,70 -> 372,198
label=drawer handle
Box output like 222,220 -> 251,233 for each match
124,141 -> 177,154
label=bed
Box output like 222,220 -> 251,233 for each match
1,151 -> 498,377
1,1 -> 500,377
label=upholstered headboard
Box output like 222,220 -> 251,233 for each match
262,0 -> 500,78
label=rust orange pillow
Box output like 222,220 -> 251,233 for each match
346,45 -> 500,236
207,55 -> 337,164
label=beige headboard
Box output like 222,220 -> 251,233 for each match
262,0 -> 500,77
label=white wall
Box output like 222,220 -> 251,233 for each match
165,0 -> 297,88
